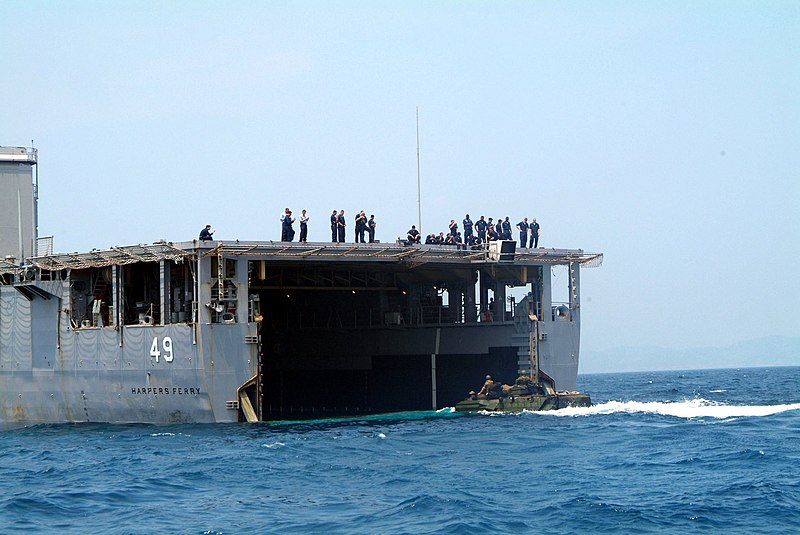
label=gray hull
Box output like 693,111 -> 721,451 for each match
1,241 -> 599,425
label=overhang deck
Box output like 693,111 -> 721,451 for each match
19,240 -> 602,273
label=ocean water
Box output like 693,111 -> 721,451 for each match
1,367 -> 799,534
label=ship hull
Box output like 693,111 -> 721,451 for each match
1,240 -> 599,425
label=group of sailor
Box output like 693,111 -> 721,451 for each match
198,211 -> 539,248
277,208 -> 310,242
326,210 -> 378,243
408,215 -> 541,249
199,210 -> 376,244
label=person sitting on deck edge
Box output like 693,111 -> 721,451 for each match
199,225 -> 214,241
406,225 -> 421,244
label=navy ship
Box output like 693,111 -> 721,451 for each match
0,146 -> 602,425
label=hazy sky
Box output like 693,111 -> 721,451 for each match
4,1 -> 799,360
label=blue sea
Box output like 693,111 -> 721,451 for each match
2,366 -> 799,534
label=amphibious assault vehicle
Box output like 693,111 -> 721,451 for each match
454,372 -> 591,413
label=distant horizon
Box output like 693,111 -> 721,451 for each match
580,334 -> 800,374
580,363 -> 800,376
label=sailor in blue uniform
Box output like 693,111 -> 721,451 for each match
406,225 -> 421,244
449,219 -> 458,237
516,217 -> 529,248
463,215 -> 473,241
470,234 -> 483,250
357,210 -> 368,243
280,208 -> 290,241
199,225 -> 214,241
501,217 -> 512,241
455,232 -> 464,250
299,209 -> 309,242
330,210 -> 338,242
495,218 -> 504,240
288,210 -> 297,241
475,216 -> 487,241
337,210 -> 346,243
281,208 -> 292,241
367,215 -> 376,243
282,210 -> 296,242
529,218 -> 540,248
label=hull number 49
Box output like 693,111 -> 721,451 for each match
150,336 -> 174,363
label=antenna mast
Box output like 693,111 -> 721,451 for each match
416,107 -> 422,232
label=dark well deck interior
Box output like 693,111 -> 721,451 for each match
254,263 -> 523,419
235,242 -> 591,420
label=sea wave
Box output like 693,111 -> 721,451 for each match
3,368 -> 800,534
532,399 -> 800,419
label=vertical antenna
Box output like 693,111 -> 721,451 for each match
416,107 -> 422,232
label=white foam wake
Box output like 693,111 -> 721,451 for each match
529,399 -> 800,419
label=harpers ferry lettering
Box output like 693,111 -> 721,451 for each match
131,387 -> 201,395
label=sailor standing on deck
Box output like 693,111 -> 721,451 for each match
463,215 -> 473,241
280,208 -> 290,241
502,217 -> 512,241
516,217 -> 529,248
283,210 -> 296,242
337,210 -> 346,243
529,218 -> 540,248
475,216 -> 487,242
299,210 -> 309,242
367,214 -> 377,243
355,210 -> 367,243
330,210 -> 338,242
449,219 -> 458,237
